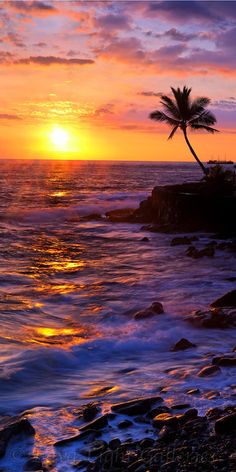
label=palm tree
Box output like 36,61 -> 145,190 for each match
149,86 -> 219,176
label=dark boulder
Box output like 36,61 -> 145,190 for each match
215,412 -> 236,434
211,290 -> 236,308
171,338 -> 196,351
186,307 -> 236,328
0,416 -> 35,457
197,365 -> 221,377
134,301 -> 164,320
111,396 -> 163,416
171,236 -> 198,246
24,457 -> 43,471
212,355 -> 236,366
106,208 -> 135,223
82,403 -> 100,422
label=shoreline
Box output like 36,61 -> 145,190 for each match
1,287 -> 236,471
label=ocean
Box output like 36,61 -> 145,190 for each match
0,159 -> 235,470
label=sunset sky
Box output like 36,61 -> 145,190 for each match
1,0 -> 236,160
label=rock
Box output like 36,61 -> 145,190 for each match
212,355 -> 236,366
134,301 -> 164,320
111,396 -> 163,416
161,460 -> 177,471
197,365 -> 221,377
206,407 -> 223,420
118,420 -> 132,429
109,437 -> 121,450
186,245 -> 215,258
24,457 -> 43,471
106,208 -> 135,223
153,413 -> 179,429
79,414 -> 108,432
133,181 -> 236,232
141,237 -> 149,242
171,236 -> 198,246
81,440 -> 107,457
186,307 -> 236,328
211,290 -> 236,308
82,403 -> 100,422
158,425 -> 176,442
139,438 -> 154,449
128,459 -> 146,471
147,406 -> 170,419
171,403 -> 191,410
186,388 -> 200,395
215,412 -> 236,434
0,416 -> 35,457
171,338 -> 196,351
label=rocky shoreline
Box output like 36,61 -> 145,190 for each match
105,181 -> 236,234
1,289 -> 236,471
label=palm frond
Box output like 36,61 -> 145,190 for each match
190,110 -> 217,127
190,123 -> 219,133
171,86 -> 192,119
167,125 -> 179,140
149,110 -> 180,126
160,95 -> 181,120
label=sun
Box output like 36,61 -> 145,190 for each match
50,126 -> 69,150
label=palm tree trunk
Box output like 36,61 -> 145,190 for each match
182,128 -> 208,176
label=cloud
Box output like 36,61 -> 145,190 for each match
156,28 -> 197,42
10,1 -> 56,13
0,113 -> 21,120
95,37 -> 146,63
213,99 -> 236,110
139,91 -> 162,97
94,13 -> 131,31
14,55 -> 95,66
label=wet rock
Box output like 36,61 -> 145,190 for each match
141,237 -> 149,242
111,396 -> 163,416
158,425 -> 176,442
153,413 -> 179,429
211,290 -> 236,308
171,236 -> 198,246
206,407 -> 223,420
134,301 -> 164,320
186,307 -> 236,328
197,365 -> 221,377
147,406 -> 170,419
186,245 -> 215,258
180,408 -> 198,423
83,403 -> 100,422
205,390 -> 221,400
212,355 -> 236,366
81,440 -> 108,457
161,460 -> 177,472
109,437 -> 121,450
186,388 -> 200,395
106,208 -> 135,223
54,417 -> 108,447
139,438 -> 154,449
182,416 -> 208,435
118,419 -> 133,429
24,457 -> 43,471
128,459 -> 146,471
79,414 -> 108,432
171,338 -> 196,351
215,412 -> 236,434
0,416 -> 35,457
171,403 -> 191,410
